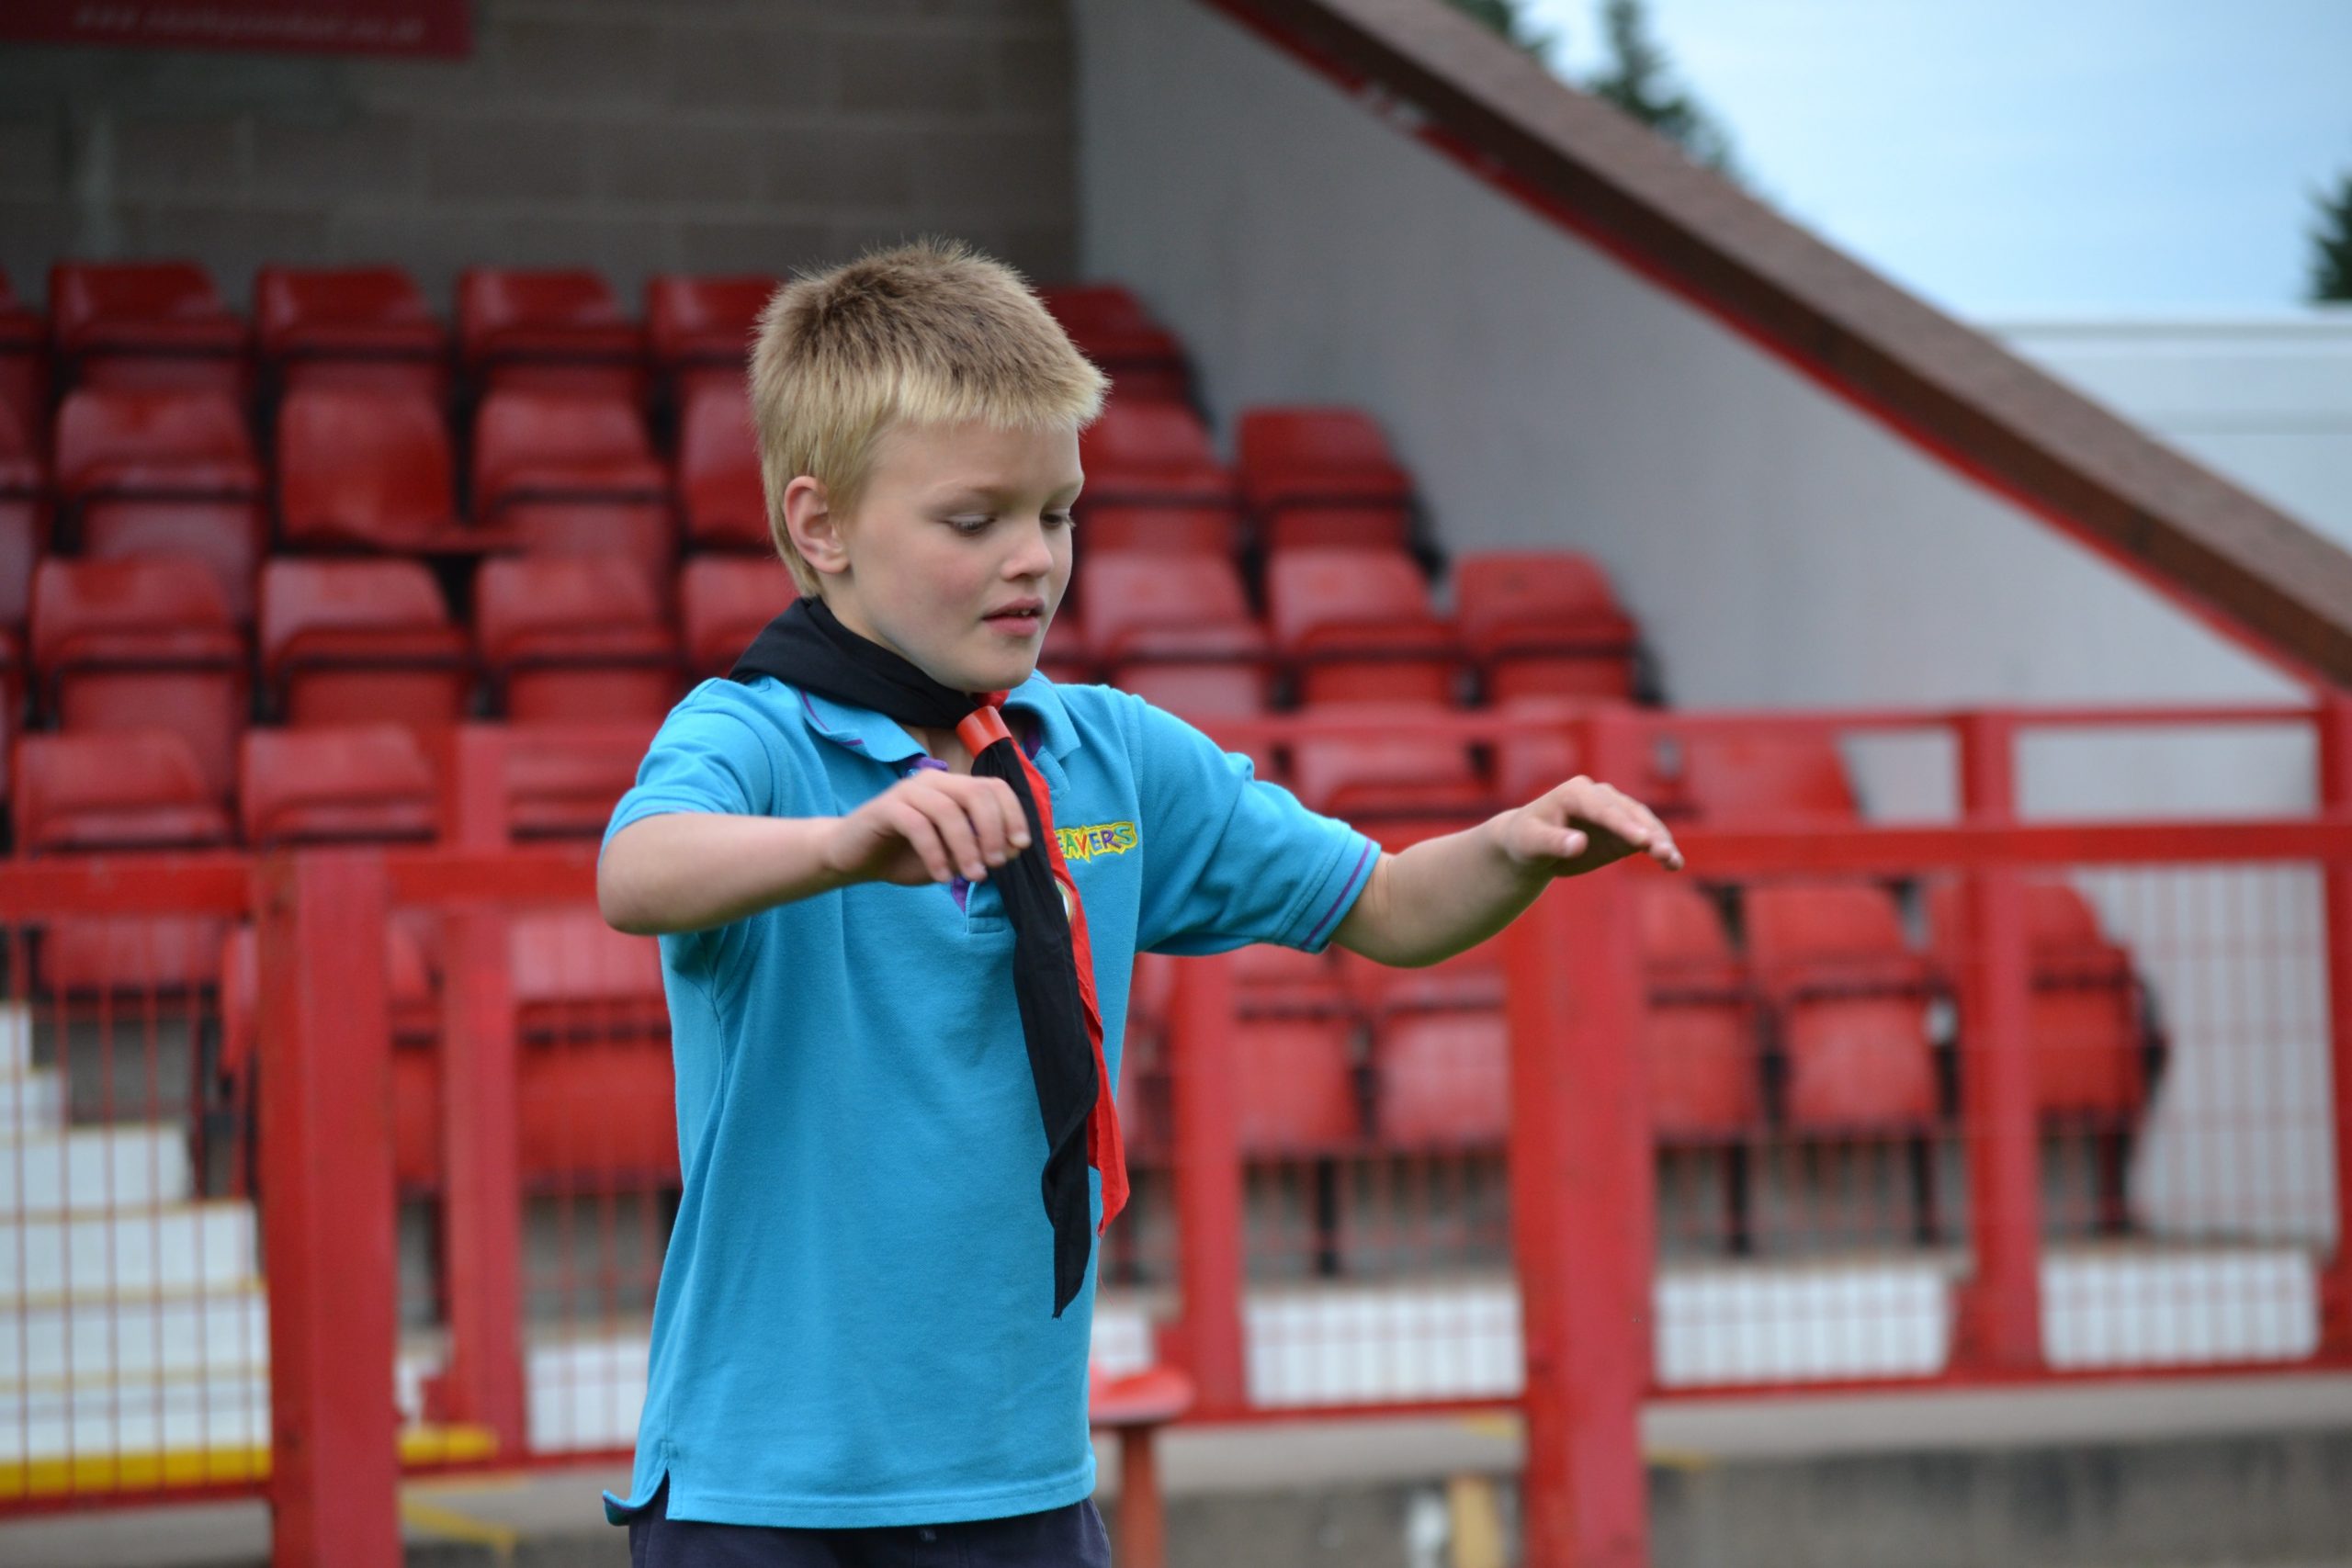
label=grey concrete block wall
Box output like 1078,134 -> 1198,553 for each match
0,0 -> 1080,308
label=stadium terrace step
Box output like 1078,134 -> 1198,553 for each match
0,1123 -> 194,1215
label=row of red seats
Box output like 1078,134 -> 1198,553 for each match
1116,875 -> 2156,1159
0,263 -> 1194,434
4,384 -> 1459,573
7,540 -> 1651,806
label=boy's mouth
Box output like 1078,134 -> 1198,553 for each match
981,598 -> 1046,636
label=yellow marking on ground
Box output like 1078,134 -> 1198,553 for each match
1448,1474 -> 1506,1568
399,1495 -> 520,1561
0,1424 -> 499,1500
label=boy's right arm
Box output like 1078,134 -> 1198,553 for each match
597,770 -> 1033,936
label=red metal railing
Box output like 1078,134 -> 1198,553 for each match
1,696 -> 2345,1568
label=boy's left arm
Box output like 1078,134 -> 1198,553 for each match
1331,775 -> 1685,967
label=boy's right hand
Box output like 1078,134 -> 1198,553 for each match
822,772 -> 1034,887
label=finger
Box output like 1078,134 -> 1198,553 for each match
886,801 -> 955,883
946,775 -> 1014,865
910,786 -> 989,881
992,777 -> 1033,852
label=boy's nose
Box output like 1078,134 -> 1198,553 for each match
1001,520 -> 1057,579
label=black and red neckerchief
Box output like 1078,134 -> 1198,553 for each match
729,594 -> 1128,1318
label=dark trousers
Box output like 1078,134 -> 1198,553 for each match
627,1474 -> 1114,1568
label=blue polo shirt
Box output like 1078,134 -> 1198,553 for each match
594,671 -> 1378,1529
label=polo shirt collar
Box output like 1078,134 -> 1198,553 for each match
783,671 -> 1080,766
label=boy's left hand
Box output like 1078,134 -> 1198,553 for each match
1497,776 -> 1684,879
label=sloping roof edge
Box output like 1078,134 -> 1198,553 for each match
1205,0 -> 2352,693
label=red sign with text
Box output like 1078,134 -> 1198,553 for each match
2,2 -> 469,58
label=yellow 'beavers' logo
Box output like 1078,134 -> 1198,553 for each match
1057,820 -> 1139,863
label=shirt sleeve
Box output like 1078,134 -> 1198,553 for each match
599,681 -> 781,860
598,681 -> 789,990
1125,693 -> 1380,956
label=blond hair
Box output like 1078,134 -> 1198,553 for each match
747,235 -> 1111,595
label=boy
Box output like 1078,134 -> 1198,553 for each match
594,236 -> 1682,1564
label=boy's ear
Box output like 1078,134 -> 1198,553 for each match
783,475 -> 850,579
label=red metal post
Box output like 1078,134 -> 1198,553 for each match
1162,953 -> 1249,1416
2317,694 -> 2352,1354
1948,712 -> 2045,1372
422,726 -> 528,1450
255,850 -> 401,1568
1117,1429 -> 1168,1568
1503,706 -> 1655,1568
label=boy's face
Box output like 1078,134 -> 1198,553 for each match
801,417 -> 1082,695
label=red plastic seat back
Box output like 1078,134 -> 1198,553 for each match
475,555 -> 678,723
31,556 -> 248,798
1265,547 -> 1457,705
50,261 -> 247,397
1746,882 -> 1938,1131
504,718 -> 663,840
1079,551 -> 1260,659
646,275 -> 775,369
676,382 -> 766,548
1680,730 -> 1860,827
240,724 -> 439,847
14,729 -> 232,853
680,555 -> 794,677
458,267 -> 642,396
1079,401 -> 1233,507
52,387 -> 257,498
257,558 -> 469,731
255,265 -> 447,397
277,387 -> 456,549
471,388 -> 661,502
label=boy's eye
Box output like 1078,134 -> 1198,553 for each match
1046,512 -> 1075,530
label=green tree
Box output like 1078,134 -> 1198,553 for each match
1579,0 -> 1744,182
2310,164 -> 2352,302
1440,0 -> 1561,67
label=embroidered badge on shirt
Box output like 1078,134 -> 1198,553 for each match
1057,820 -> 1139,864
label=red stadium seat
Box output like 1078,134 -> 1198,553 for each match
239,724 -> 440,847
680,554 -> 793,678
1640,880 -> 1765,1139
52,386 -> 263,620
30,557 -> 248,801
1234,1017 -> 1362,1158
1265,547 -> 1460,705
277,386 -> 462,551
1342,945 -> 1510,1151
1924,878 -> 2149,1120
471,389 -> 674,582
1077,401 -> 1238,518
0,269 -> 48,446
1079,503 -> 1238,557
1079,551 -> 1273,722
1454,551 -> 1642,702
1679,729 -> 1860,827
646,273 -> 775,393
13,730 -> 234,994
1235,407 -> 1412,552
503,718 -> 662,840
474,555 -> 679,722
510,907 -> 677,1186
1234,942 -> 1350,1017
675,381 -> 767,549
458,266 -> 644,399
49,261 -> 249,398
0,402 -> 47,720
1285,703 -> 1490,845
258,558 -> 472,732
254,265 -> 448,400
1038,284 -> 1193,405
1745,882 -> 1941,1134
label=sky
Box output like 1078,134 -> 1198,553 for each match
1517,0 -> 2352,319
